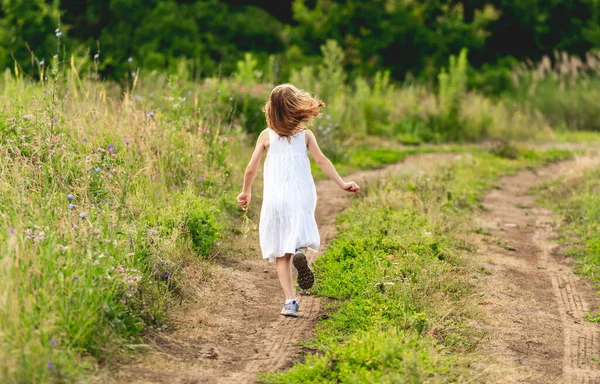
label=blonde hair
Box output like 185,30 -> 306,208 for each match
263,84 -> 324,137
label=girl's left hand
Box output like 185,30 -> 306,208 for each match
237,192 -> 251,210
342,181 -> 360,194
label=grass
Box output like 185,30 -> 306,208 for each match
0,68 -> 239,383
261,147 -> 573,383
536,164 -> 600,321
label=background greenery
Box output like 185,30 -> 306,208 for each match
2,0 -> 600,90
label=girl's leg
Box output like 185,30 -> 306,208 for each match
276,254 -> 296,300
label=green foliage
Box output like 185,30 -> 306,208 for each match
186,196 -> 220,257
4,0 -> 600,90
265,148 -> 572,383
438,48 -> 469,139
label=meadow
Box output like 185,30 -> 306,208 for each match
1,40 -> 600,383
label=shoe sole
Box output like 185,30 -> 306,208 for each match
280,311 -> 300,318
293,252 -> 314,290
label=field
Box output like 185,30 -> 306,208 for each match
2,36 -> 600,383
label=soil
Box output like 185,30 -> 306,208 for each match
111,153 -> 452,384
472,157 -> 600,383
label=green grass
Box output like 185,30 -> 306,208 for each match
550,130 -> 600,143
310,145 -> 477,180
536,165 -> 600,321
261,148 -> 573,383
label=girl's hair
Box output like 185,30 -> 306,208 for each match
263,84 -> 324,137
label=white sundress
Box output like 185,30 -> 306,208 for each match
260,128 -> 320,262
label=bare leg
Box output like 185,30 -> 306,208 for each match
276,254 -> 296,300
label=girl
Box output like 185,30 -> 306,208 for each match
237,84 -> 360,317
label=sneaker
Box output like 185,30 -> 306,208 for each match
281,300 -> 300,317
293,251 -> 314,290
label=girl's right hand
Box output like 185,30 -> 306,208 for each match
342,181 -> 360,194
237,192 -> 251,210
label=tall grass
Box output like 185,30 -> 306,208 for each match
510,51 -> 600,131
0,60 -> 239,382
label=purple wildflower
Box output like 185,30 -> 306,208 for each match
197,178 -> 203,184
67,193 -> 73,200
135,95 -> 141,101
9,228 -> 15,235
40,60 -> 45,66
73,275 -> 79,281
95,167 -> 100,173
128,57 -> 133,63
50,338 -> 57,346
48,360 -> 55,371
107,144 -> 115,152
79,212 -> 87,219
68,203 -> 74,210
125,141 -> 130,146
82,138 -> 87,143
147,111 -> 155,118
131,72 -> 136,78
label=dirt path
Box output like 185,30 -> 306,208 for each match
112,153 -> 452,384
473,157 -> 600,383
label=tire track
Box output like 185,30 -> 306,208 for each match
474,158 -> 600,383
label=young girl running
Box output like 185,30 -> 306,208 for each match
237,84 -> 360,317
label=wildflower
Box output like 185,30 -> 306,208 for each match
95,167 -> 100,173
228,136 -> 233,141
48,360 -> 55,371
82,138 -> 87,143
56,31 -> 62,37
217,89 -> 221,94
135,95 -> 141,101
120,300 -> 126,305
55,28 -> 59,33
228,97 -> 233,102
67,193 -> 73,200
68,203 -> 74,209
128,57 -> 133,63
147,111 -> 154,118
125,141 -> 130,146
94,53 -> 99,59
72,275 -> 79,281
50,338 -> 56,346
131,72 -> 136,78
8,228 -> 14,235
107,144 -> 115,152
40,60 -> 45,66
79,212 -> 87,219
197,177 -> 203,184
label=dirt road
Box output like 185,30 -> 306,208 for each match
473,157 -> 600,383
112,153 -> 451,384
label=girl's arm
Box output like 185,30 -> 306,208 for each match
237,130 -> 267,209
306,130 -> 360,194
